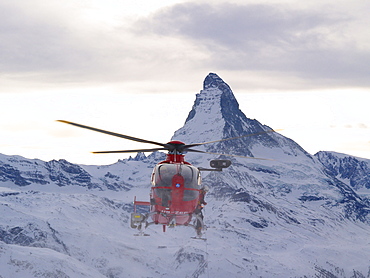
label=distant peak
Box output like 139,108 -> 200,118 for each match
203,73 -> 230,90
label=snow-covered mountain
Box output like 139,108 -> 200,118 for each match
1,73 -> 369,277
316,151 -> 370,195
0,151 -> 166,191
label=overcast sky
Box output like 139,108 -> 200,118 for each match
0,0 -> 369,164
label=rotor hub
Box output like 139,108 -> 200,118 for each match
166,141 -> 186,154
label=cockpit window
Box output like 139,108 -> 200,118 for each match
153,164 -> 201,202
154,165 -> 174,187
154,164 -> 200,189
181,165 -> 199,189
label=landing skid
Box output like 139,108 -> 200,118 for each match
130,211 -> 206,237
191,236 -> 207,241
134,232 -> 150,236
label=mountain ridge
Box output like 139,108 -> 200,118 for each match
1,73 -> 370,277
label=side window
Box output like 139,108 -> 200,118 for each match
155,165 -> 175,187
151,171 -> 155,186
183,165 -> 200,189
183,166 -> 200,201
197,171 -> 202,185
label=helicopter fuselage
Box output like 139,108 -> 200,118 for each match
149,155 -> 202,226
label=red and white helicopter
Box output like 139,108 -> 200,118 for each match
58,120 -> 275,238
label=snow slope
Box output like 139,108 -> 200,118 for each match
1,73 -> 370,277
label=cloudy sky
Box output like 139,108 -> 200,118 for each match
0,0 -> 369,164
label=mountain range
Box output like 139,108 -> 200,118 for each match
1,73 -> 369,277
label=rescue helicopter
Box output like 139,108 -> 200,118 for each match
57,120 -> 275,238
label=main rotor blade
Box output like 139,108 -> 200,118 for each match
183,129 -> 282,150
57,120 -> 169,148
186,148 -> 273,160
92,148 -> 167,154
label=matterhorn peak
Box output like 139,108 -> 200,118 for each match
182,73 -> 240,130
203,72 -> 222,89
203,72 -> 232,92
173,73 -> 310,159
174,73 -> 266,147
174,73 -> 232,145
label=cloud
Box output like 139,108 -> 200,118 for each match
332,123 -> 369,129
134,2 -> 370,88
2,1 -> 370,92
0,1 -> 136,86
358,123 -> 369,129
137,3 -> 340,48
352,123 -> 369,129
0,2 -> 83,73
330,123 -> 369,129
0,1 -> 206,92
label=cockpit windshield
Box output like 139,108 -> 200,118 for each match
153,164 -> 200,189
152,164 -> 201,202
